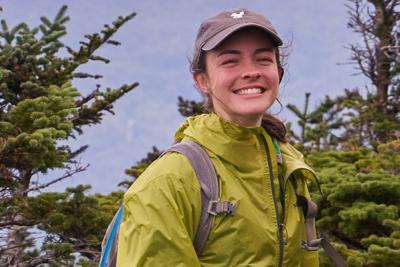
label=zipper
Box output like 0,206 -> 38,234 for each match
260,136 -> 284,267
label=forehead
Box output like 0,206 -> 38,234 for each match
214,27 -> 277,51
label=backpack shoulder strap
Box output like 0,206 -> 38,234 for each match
276,136 -> 346,267
289,176 -> 347,267
165,140 -> 235,255
100,140 -> 236,266
100,206 -> 124,267
300,198 -> 348,267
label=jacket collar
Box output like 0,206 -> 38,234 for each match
175,113 -> 317,184
175,113 -> 271,172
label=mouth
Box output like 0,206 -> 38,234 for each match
234,87 -> 265,95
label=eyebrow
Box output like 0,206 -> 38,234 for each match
217,47 -> 275,57
217,49 -> 240,57
255,47 -> 275,54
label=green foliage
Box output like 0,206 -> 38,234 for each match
1,82 -> 79,171
307,140 -> 400,266
287,93 -> 344,151
21,185 -> 120,263
287,0 -> 400,151
177,96 -> 207,117
1,184 -> 122,266
0,5 -> 137,265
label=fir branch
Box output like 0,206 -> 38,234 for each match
89,55 -> 110,64
72,82 -> 138,131
22,164 -> 88,194
67,145 -> 89,161
106,40 -> 121,46
64,12 -> 136,74
73,72 -> 103,79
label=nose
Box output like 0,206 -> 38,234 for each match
241,62 -> 261,80
242,70 -> 261,80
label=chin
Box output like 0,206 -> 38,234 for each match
236,107 -> 268,117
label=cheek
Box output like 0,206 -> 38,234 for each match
207,72 -> 225,93
210,69 -> 238,91
267,68 -> 281,88
265,69 -> 280,99
270,66 -> 281,81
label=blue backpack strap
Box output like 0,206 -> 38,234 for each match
100,206 -> 124,267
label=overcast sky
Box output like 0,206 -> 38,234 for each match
2,0 -> 368,194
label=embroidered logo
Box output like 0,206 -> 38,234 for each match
231,11 -> 244,19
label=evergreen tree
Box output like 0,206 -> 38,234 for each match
345,0 -> 400,146
177,96 -> 206,117
0,6 -> 137,265
287,0 -> 400,150
21,185 -> 123,266
286,93 -> 343,151
284,2 -> 400,266
307,140 -> 400,267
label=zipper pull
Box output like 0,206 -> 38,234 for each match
278,223 -> 288,245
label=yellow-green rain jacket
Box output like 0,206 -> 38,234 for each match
117,113 -> 319,267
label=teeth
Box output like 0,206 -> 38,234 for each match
236,88 -> 262,95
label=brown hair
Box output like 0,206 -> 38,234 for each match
191,46 -> 287,143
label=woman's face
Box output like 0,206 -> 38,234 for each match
193,28 -> 281,127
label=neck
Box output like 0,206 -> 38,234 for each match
213,110 -> 262,128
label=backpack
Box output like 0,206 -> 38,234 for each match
99,140 -> 347,267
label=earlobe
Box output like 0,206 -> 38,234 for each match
193,73 -> 209,94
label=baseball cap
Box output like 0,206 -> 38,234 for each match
191,8 -> 283,72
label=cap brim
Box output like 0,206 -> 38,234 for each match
202,23 -> 283,51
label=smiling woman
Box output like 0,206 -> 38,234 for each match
193,27 -> 282,127
116,7 -> 321,267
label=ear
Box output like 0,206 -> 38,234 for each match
278,67 -> 284,83
192,72 -> 209,94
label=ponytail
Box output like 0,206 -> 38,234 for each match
261,113 -> 287,142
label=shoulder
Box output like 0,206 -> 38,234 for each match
279,142 -> 319,187
279,142 -> 305,161
124,151 -> 201,202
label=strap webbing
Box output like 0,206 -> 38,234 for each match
99,140 -> 234,266
321,239 -> 348,267
99,206 -> 124,267
166,140 -> 235,255
301,198 -> 348,267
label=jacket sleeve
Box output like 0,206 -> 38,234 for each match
116,154 -> 202,267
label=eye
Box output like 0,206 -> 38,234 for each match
221,58 -> 238,65
257,57 -> 274,63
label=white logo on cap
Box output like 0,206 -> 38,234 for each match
231,11 -> 244,19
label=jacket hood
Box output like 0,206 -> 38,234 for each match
175,113 -> 318,185
175,113 -> 265,172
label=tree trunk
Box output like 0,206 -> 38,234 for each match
372,0 -> 392,114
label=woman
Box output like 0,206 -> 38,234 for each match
117,7 -> 319,267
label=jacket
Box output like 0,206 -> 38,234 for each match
117,113 -> 319,267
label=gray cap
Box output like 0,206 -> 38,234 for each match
192,8 -> 283,71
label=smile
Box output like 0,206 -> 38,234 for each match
234,88 -> 265,95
